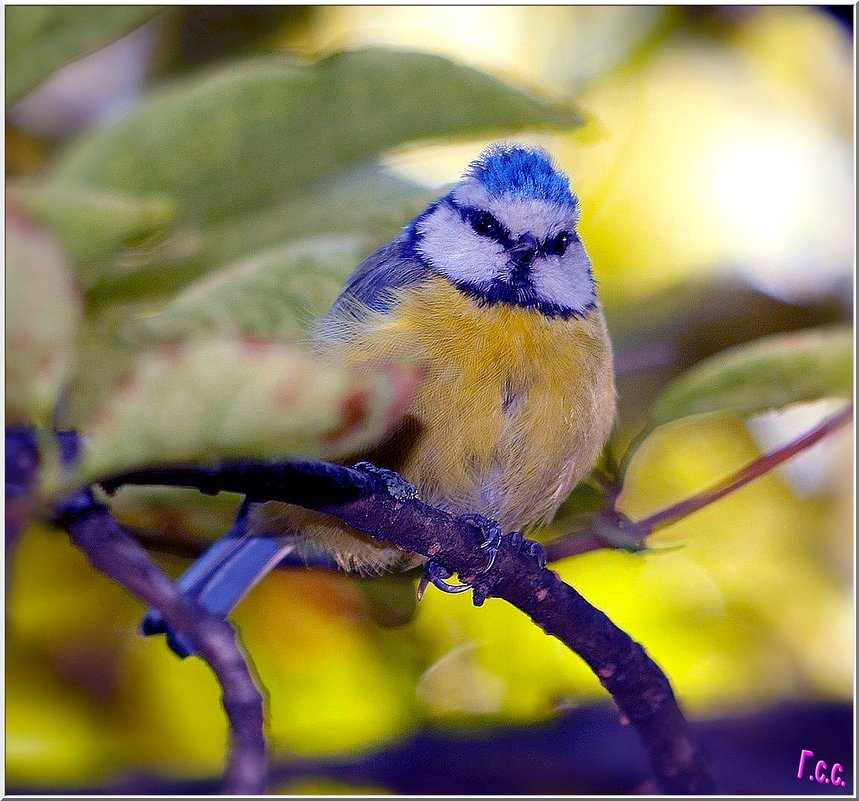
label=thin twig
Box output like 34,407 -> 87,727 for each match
51,488 -> 267,795
628,404 -> 853,537
4,427 -> 268,793
104,459 -> 715,793
547,404 -> 853,561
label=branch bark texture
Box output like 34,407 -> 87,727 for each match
52,488 -> 267,795
104,459 -> 715,793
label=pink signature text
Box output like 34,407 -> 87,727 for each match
797,749 -> 848,788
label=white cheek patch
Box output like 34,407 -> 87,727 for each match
415,182 -> 596,314
416,203 -> 507,287
530,241 -> 596,313
452,182 -> 579,241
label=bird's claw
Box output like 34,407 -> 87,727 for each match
417,560 -> 474,600
506,530 -> 548,568
417,514 -> 504,604
459,513 -> 503,575
353,462 -> 420,501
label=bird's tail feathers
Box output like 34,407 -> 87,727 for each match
141,500 -> 297,658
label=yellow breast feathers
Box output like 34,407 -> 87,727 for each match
325,277 -> 616,533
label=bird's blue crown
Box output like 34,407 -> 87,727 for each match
466,144 -> 577,208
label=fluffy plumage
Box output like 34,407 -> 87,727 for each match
145,144 -> 616,653
258,144 -> 614,572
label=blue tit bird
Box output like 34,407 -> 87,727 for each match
143,143 -> 616,656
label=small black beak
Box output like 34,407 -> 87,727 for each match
508,234 -> 538,269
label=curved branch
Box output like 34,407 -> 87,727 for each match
51,488 -> 267,795
104,460 -> 715,793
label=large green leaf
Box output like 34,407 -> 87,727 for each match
5,6 -> 164,105
6,183 -> 176,287
649,326 -> 853,428
57,302 -> 150,430
191,165 -> 436,272
49,49 -> 583,223
75,339 -> 420,485
82,165 -> 434,310
133,235 -> 367,343
5,206 -> 83,424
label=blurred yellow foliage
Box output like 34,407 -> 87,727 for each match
6,660 -> 110,785
236,571 -> 418,756
565,23 -> 852,303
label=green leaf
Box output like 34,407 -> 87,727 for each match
6,183 -> 176,288
58,302 -> 151,429
5,206 -> 83,424
131,235 -> 369,343
108,486 -> 241,544
82,165 -> 434,310
75,339 -> 420,485
5,6 -> 164,105
649,326 -> 853,428
194,165 -> 436,270
551,478 -> 608,523
49,49 -> 583,224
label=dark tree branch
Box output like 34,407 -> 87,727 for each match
103,459 -> 715,793
51,488 -> 267,795
6,427 -> 268,793
5,426 -> 40,601
5,425 -> 41,557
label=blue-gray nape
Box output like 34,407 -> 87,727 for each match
320,235 -> 430,325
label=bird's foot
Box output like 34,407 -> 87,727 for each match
353,462 -> 420,501
506,530 -> 548,569
417,514 -> 504,606
458,514 -> 503,576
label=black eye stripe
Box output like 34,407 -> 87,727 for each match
447,199 -> 512,246
445,198 -> 579,254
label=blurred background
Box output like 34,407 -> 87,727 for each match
5,5 -> 854,794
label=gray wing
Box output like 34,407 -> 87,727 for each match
316,232 -> 430,342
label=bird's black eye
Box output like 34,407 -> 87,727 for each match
547,231 -> 573,256
470,211 -> 502,238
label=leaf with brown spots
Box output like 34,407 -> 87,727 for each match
73,339 -> 421,487
5,205 -> 82,424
